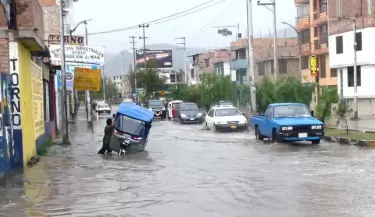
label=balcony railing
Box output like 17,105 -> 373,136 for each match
313,36 -> 328,54
295,16 -> 310,30
312,9 -> 327,26
294,0 -> 309,4
298,43 -> 311,56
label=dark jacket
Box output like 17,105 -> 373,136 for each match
103,125 -> 114,144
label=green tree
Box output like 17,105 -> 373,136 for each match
91,76 -> 118,101
314,86 -> 339,123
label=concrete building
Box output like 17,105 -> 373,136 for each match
109,75 -> 124,96
295,0 -> 333,86
231,38 -> 298,84
255,56 -> 299,82
328,0 -> 375,115
190,49 -> 231,84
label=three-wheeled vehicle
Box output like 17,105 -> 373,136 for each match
109,102 -> 154,154
167,100 -> 183,120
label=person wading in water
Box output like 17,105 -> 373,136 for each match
98,118 -> 114,154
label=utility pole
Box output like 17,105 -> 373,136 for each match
59,0 -> 69,144
139,24 -> 149,72
353,19 -> 358,119
176,37 -> 187,84
130,36 -> 137,102
247,0 -> 256,114
102,65 -> 106,101
257,0 -> 278,80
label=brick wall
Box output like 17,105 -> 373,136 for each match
329,0 -> 375,35
40,0 -> 57,6
42,5 -> 60,43
0,39 -> 9,73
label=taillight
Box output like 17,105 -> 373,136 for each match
132,136 -> 142,140
113,129 -> 121,135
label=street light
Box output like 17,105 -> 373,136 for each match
257,0 -> 278,80
281,21 -> 301,75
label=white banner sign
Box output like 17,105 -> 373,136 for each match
49,45 -> 105,66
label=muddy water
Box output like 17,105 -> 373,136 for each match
1,108 -> 375,217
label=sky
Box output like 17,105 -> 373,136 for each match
71,0 -> 297,54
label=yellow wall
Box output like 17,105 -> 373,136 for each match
18,43 -> 45,165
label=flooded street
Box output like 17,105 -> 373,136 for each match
2,107 -> 375,217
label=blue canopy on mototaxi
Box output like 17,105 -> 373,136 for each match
109,102 -> 154,152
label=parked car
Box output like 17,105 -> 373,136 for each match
147,100 -> 167,119
175,102 -> 203,124
96,103 -> 111,114
205,106 -> 248,131
250,103 -> 324,144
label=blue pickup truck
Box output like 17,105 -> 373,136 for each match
250,103 -> 324,144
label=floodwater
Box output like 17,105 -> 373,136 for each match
1,106 -> 375,217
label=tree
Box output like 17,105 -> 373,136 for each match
332,99 -> 352,134
314,86 -> 339,123
91,76 -> 118,101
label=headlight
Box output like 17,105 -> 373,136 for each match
181,114 -> 187,118
215,121 -> 227,124
197,113 -> 202,117
149,108 -> 153,111
311,125 -> 322,129
239,119 -> 247,124
282,126 -> 293,130
162,108 -> 166,111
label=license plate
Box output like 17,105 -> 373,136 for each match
230,125 -> 237,129
190,118 -> 194,120
298,133 -> 308,138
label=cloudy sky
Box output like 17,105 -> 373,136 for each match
71,0 -> 296,54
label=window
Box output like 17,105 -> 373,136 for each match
204,58 -> 210,67
297,4 -> 309,18
43,80 -> 50,122
337,0 -> 343,17
330,68 -> 337,77
320,56 -> 326,78
258,62 -> 265,75
301,56 -> 309,69
278,59 -> 287,74
314,27 -> 319,37
298,30 -> 310,44
215,108 -> 241,116
191,69 -> 194,78
347,66 -> 361,87
266,107 -> 273,118
320,24 -> 327,36
115,115 -> 145,136
274,105 -> 311,118
208,109 -> 214,117
336,36 -> 343,54
320,0 -> 327,12
355,32 -> 362,51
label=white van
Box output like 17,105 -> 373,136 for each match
167,100 -> 183,119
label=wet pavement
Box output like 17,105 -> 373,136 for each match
2,106 -> 375,217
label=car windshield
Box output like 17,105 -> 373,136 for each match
98,104 -> 109,108
149,101 -> 164,106
215,108 -> 241,116
180,103 -> 199,111
273,105 -> 311,118
115,115 -> 146,136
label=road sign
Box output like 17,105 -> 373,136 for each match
136,88 -> 145,95
310,55 -> 317,76
218,28 -> 232,36
160,90 -> 166,96
73,67 -> 101,91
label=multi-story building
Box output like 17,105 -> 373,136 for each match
328,0 -> 375,115
296,0 -> 334,86
109,75 -> 124,96
190,49 -> 231,84
231,38 -> 298,84
255,56 -> 299,82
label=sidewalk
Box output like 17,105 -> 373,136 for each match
327,115 -> 375,132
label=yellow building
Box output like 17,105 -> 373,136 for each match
296,0 -> 337,86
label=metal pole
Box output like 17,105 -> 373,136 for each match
84,21 -> 92,124
353,20 -> 358,119
272,1 -> 278,80
183,38 -> 187,84
102,65 -> 106,101
130,36 -> 137,102
59,0 -> 69,143
247,0 -> 256,114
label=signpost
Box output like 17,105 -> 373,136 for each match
310,55 -> 317,77
160,90 -> 166,96
73,67 -> 101,91
48,34 -> 85,45
136,88 -> 145,95
49,45 -> 105,66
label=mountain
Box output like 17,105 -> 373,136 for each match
104,27 -> 297,77
104,44 -> 206,77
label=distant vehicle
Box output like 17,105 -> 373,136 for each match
175,102 -> 203,124
211,100 -> 234,108
123,99 -> 135,104
205,106 -> 248,131
167,100 -> 183,120
110,102 -> 154,153
96,103 -> 111,114
250,103 -> 324,144
147,100 -> 167,119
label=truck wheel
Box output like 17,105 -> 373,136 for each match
255,126 -> 264,141
271,129 -> 277,142
312,139 -> 320,145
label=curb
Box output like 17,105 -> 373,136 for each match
325,126 -> 375,134
322,135 -> 375,147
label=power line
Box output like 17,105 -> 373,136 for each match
88,0 -> 225,35
151,0 -> 227,26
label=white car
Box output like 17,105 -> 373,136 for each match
205,106 -> 248,131
96,103 -> 111,114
